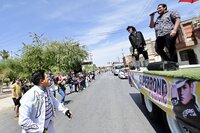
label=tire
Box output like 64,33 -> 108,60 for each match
165,113 -> 190,133
140,93 -> 145,105
143,95 -> 162,122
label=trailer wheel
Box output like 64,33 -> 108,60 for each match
166,113 -> 190,133
143,96 -> 161,121
144,96 -> 153,112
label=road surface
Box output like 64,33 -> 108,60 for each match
0,72 -> 169,133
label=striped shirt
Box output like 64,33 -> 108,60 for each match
44,90 -> 54,129
155,10 -> 180,37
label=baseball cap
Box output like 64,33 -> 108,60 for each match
176,79 -> 188,89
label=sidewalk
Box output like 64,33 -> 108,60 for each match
0,86 -> 72,112
0,80 -> 95,112
0,94 -> 13,111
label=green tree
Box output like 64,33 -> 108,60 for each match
0,50 -> 9,60
0,59 -> 23,82
44,39 -> 88,73
0,33 -> 89,84
21,33 -> 89,75
20,33 -> 50,74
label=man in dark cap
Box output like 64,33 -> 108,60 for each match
127,26 -> 149,70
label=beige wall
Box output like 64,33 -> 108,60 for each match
176,17 -> 200,65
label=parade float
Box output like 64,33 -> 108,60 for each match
128,66 -> 200,133
128,16 -> 200,133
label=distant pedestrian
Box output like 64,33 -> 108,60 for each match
11,79 -> 22,118
67,73 -> 74,93
85,74 -> 89,87
73,74 -> 80,92
92,71 -> 95,80
58,78 -> 67,104
47,69 -> 52,79
49,75 -> 56,97
57,72 -> 62,81
21,80 -> 31,94
18,69 -> 72,133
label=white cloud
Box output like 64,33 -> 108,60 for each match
91,27 -> 156,66
77,1 -> 148,46
142,28 -> 156,40
1,0 -> 199,67
91,39 -> 131,66
77,25 -> 117,46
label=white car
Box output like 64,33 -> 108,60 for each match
118,68 -> 129,79
113,65 -> 124,76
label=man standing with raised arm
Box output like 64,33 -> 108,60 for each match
149,3 -> 181,62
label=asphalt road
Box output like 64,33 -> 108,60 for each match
0,72 -> 169,133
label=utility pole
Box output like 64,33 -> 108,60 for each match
121,49 -> 125,65
121,48 -> 125,57
117,57 -> 120,62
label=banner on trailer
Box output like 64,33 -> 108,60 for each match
130,72 -> 200,129
133,73 -> 168,106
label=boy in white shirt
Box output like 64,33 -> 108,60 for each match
18,70 -> 72,133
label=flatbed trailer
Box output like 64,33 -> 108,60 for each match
128,67 -> 200,133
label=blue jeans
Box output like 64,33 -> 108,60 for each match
69,84 -> 73,92
58,88 -> 66,103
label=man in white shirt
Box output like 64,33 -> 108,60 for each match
18,70 -> 72,133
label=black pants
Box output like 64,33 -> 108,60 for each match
74,83 -> 79,92
155,34 -> 178,62
134,47 -> 148,61
12,97 -> 21,106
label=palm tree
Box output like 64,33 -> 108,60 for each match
0,50 -> 9,60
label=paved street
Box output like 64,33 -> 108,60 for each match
0,72 -> 169,133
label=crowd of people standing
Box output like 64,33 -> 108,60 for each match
48,71 -> 96,104
10,70 -> 97,118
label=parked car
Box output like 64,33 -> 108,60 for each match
113,64 -> 124,76
118,68 -> 129,79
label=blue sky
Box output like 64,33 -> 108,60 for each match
0,0 -> 200,66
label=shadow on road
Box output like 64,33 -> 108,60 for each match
129,93 -> 170,133
64,100 -> 73,105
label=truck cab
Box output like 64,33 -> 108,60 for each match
112,64 -> 124,76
